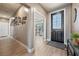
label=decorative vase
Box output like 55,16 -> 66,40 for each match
72,39 -> 78,46
76,39 -> 79,45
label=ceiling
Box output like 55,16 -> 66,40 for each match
40,3 -> 71,12
0,3 -> 21,19
0,3 -> 71,19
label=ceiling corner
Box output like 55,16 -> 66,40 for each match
39,3 -> 48,13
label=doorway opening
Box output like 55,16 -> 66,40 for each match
48,10 -> 65,49
51,10 -> 64,43
0,19 -> 9,37
34,9 -> 46,41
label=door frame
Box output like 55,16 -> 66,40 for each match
51,10 -> 64,43
50,8 -> 66,44
0,21 -> 9,37
33,8 -> 46,41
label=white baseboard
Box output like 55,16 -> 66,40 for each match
10,36 -> 34,53
26,47 -> 34,53
47,38 -> 51,41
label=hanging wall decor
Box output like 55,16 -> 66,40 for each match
74,8 -> 77,23
22,16 -> 27,24
11,16 -> 27,26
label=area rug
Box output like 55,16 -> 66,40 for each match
47,41 -> 65,50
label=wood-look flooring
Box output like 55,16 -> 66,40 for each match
0,36 -> 67,56
33,36 -> 67,56
0,37 -> 28,56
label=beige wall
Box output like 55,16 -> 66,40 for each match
72,4 -> 79,32
64,5 -> 72,45
13,6 -> 29,46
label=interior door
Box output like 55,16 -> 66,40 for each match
0,21 -> 9,37
51,10 -> 64,43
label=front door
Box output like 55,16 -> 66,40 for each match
51,10 -> 64,43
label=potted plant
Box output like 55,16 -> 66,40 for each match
71,33 -> 79,46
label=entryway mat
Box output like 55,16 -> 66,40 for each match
47,41 -> 65,50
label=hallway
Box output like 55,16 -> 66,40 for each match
0,3 -> 78,56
